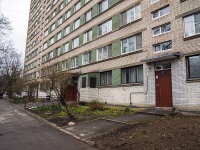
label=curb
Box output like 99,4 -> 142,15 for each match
138,111 -> 168,117
5,100 -> 95,147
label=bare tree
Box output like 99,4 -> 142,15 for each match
23,80 -> 39,101
40,66 -> 75,120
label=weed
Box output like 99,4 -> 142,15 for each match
88,100 -> 105,111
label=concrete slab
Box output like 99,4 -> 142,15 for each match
106,113 -> 160,124
62,119 -> 125,140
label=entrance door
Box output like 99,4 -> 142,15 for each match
155,69 -> 173,107
65,83 -> 78,101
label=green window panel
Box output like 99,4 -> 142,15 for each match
53,49 -> 56,57
80,15 -> 85,25
67,59 -> 72,69
112,40 -> 121,57
62,14 -> 65,22
80,74 -> 89,87
79,34 -> 84,46
112,14 -> 121,30
71,6 -> 74,15
81,0 -> 85,7
92,4 -> 98,18
112,69 -> 121,85
78,55 -> 82,66
69,40 -> 72,51
70,23 -> 74,32
112,0 -> 120,5
47,40 -> 50,47
61,29 -> 65,37
92,26 -> 98,40
91,49 -> 96,63
60,45 -> 64,54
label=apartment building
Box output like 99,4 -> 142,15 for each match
24,0 -> 200,107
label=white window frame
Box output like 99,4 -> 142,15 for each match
51,23 -> 56,31
75,1 -> 81,12
50,37 -> 54,45
44,30 -> 48,37
66,10 -> 71,19
43,42 -> 47,49
151,0 -> 159,4
57,32 -> 61,41
84,29 -> 92,43
98,19 -> 112,36
64,25 -> 70,35
63,42 -> 69,53
82,52 -> 91,65
152,6 -> 170,20
154,40 -> 172,52
153,23 -> 171,36
97,45 -> 112,61
184,13 -> 200,38
74,18 -> 80,30
121,33 -> 142,54
72,37 -> 79,49
85,9 -> 92,22
72,57 -> 78,68
58,17 -> 63,26
49,51 -> 54,59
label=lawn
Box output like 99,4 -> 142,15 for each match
28,102 -> 143,127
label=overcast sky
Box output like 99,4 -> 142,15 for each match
0,0 -> 31,60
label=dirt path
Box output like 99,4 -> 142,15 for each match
93,115 -> 200,150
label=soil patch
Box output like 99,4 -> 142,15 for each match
92,115 -> 200,150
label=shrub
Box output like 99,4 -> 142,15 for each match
123,107 -> 131,113
88,100 -> 105,111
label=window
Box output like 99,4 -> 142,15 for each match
64,25 -> 70,35
154,41 -> 172,52
63,42 -> 69,53
52,10 -> 56,18
187,55 -> 200,78
184,12 -> 200,37
82,52 -> 91,65
53,0 -> 57,5
152,6 -> 170,19
51,23 -> 56,31
57,32 -> 61,41
97,45 -> 112,61
85,0 -> 90,3
153,23 -> 171,36
84,29 -> 92,43
49,51 -> 53,59
82,77 -> 86,88
75,1 -> 81,12
122,65 -> 143,84
100,71 -> 112,86
74,18 -> 80,29
66,10 -> 71,19
46,17 -> 49,24
122,33 -> 142,54
99,0 -> 112,13
90,77 -> 96,88
50,37 -> 54,45
151,0 -> 159,4
44,30 -> 48,37
47,5 -> 50,12
72,57 -> 78,68
58,17 -> 63,26
55,47 -> 61,57
61,60 -> 68,71
59,2 -> 64,10
72,37 -> 79,49
122,4 -> 141,26
85,9 -> 92,22
42,55 -> 47,63
98,19 -> 112,36
43,42 -> 47,49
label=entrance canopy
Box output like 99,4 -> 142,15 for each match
141,52 -> 181,63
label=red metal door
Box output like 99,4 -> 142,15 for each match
155,69 -> 173,107
65,83 -> 78,101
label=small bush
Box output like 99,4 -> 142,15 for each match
79,101 -> 88,106
88,100 -> 105,111
123,107 -> 131,113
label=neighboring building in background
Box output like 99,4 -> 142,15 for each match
24,0 -> 200,107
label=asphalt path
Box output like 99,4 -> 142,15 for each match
0,100 -> 93,150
